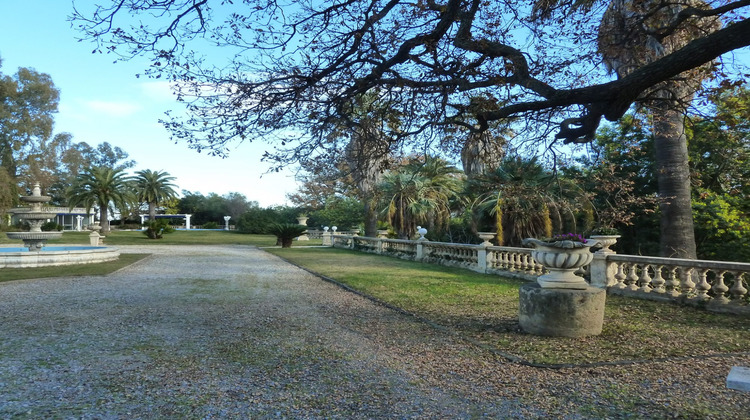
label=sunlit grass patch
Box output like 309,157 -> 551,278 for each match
267,246 -> 750,365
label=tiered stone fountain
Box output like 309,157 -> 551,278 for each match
5,183 -> 63,251
1,183 -> 119,268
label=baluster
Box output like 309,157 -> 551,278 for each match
638,264 -> 653,292
614,262 -> 627,289
680,267 -> 696,298
664,266 -> 680,297
487,250 -> 495,269
695,269 -> 712,301
651,265 -> 666,293
711,270 -> 730,305
532,254 -> 542,274
626,264 -> 639,291
729,272 -> 748,305
526,253 -> 536,274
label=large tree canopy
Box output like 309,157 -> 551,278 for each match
0,64 -> 59,180
72,0 -> 750,164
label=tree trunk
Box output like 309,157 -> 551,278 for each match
363,199 -> 378,237
149,202 -> 156,221
652,102 -> 697,259
99,206 -> 110,234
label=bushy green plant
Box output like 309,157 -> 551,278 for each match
41,221 -> 62,231
203,221 -> 220,229
591,227 -> 621,235
266,223 -> 308,248
143,219 -> 175,239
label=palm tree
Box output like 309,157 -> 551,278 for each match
598,0 -> 721,258
134,169 -> 178,221
379,156 -> 462,239
467,157 -> 586,246
66,166 -> 133,234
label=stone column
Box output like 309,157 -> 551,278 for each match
185,214 -> 192,230
477,246 -> 488,274
589,253 -> 618,288
320,227 -> 329,246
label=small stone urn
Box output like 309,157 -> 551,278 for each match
590,235 -> 621,254
477,232 -> 495,247
296,216 -> 309,241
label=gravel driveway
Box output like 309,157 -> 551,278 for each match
0,245 -> 747,418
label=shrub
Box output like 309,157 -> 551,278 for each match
143,219 -> 175,239
203,221 -> 220,229
41,221 -> 63,231
266,223 -> 308,248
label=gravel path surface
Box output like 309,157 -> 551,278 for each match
0,245 -> 747,419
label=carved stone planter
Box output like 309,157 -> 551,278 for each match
522,238 -> 597,289
590,234 -> 620,254
477,232 -> 495,246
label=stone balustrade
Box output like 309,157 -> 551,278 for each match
329,234 -> 750,315
333,235 -> 540,280
593,254 -> 750,314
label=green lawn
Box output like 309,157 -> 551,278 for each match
0,253 -> 150,282
268,247 -> 750,366
0,230 -> 322,247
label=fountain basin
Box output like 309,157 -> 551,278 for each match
5,232 -> 63,241
11,212 -> 60,219
0,246 -> 120,268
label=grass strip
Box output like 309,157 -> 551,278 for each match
0,253 -> 150,282
268,247 -> 750,366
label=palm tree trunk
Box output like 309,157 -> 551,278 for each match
99,206 -> 110,234
363,199 -> 378,237
652,102 -> 697,259
149,202 -> 156,221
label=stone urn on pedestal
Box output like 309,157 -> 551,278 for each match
519,235 -> 606,337
589,234 -> 621,254
296,216 -> 310,241
477,232 -> 495,247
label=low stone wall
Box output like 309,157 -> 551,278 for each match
0,246 -> 120,268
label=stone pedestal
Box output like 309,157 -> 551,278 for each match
519,283 -> 606,337
296,216 -> 309,241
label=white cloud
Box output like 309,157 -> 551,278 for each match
84,100 -> 141,117
139,81 -> 180,102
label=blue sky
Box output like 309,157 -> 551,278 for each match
0,1 -> 298,207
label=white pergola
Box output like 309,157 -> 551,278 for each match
140,214 -> 193,229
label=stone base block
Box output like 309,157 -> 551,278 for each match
519,283 -> 606,337
727,366 -> 750,392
